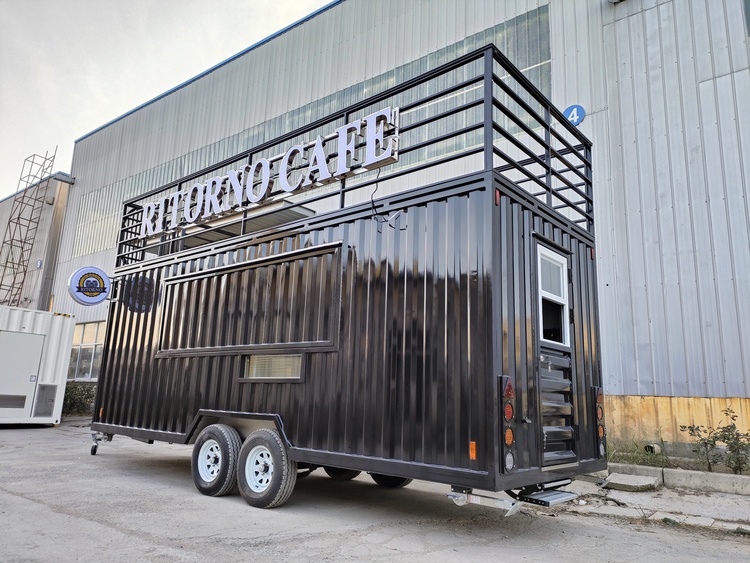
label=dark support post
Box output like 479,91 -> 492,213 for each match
483,48 -> 494,173
544,106 -> 552,208
585,144 -> 594,234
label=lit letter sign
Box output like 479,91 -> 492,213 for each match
279,145 -> 306,192
137,107 -> 399,238
245,160 -> 272,203
363,107 -> 398,168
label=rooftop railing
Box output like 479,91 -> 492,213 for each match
117,44 -> 592,268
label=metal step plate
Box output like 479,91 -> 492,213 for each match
518,489 -> 578,507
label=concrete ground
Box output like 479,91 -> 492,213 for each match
0,419 -> 748,562
561,479 -> 750,531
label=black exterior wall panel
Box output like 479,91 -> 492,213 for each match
494,187 -> 600,471
99,185 -> 494,478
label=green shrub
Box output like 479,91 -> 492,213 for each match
714,407 -> 750,475
680,406 -> 750,474
678,422 -> 719,472
62,381 -> 97,415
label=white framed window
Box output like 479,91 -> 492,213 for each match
68,321 -> 107,380
538,245 -> 569,346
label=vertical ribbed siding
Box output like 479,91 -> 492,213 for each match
551,0 -> 750,398
0,305 -> 75,386
496,191 -> 601,467
99,182 -> 493,471
157,250 -> 341,350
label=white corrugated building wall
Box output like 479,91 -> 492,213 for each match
43,0 -> 749,446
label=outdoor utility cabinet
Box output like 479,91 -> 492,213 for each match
0,305 -> 75,425
92,45 -> 607,509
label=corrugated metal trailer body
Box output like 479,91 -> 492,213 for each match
92,45 -> 605,502
98,178 -> 498,486
0,305 -> 76,424
495,178 -> 601,472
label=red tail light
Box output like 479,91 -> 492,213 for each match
500,375 -> 517,472
503,378 -> 515,399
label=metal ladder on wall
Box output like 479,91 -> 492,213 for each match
0,150 -> 56,307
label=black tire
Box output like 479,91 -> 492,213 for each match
370,473 -> 412,488
90,444 -> 98,456
237,428 -> 297,508
323,466 -> 362,481
191,424 -> 241,497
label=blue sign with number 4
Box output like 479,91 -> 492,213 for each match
563,105 -> 585,127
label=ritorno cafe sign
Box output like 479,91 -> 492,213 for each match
139,107 -> 399,239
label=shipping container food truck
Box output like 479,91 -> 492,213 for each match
91,45 -> 606,512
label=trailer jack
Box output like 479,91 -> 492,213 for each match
447,486 -> 523,516
90,432 -> 113,455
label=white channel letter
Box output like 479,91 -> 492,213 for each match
202,176 -> 224,219
302,136 -> 332,187
279,145 -> 305,192
184,183 -> 204,223
139,201 -> 157,238
225,170 -> 244,211
335,120 -> 361,176
244,159 -> 272,203
167,191 -> 184,229
363,107 -> 395,168
153,197 -> 167,235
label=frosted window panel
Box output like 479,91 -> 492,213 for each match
246,355 -> 302,380
541,255 -> 563,298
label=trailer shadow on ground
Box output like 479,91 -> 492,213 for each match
99,442 -> 538,528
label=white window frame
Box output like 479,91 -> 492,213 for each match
68,321 -> 107,381
538,245 -> 570,347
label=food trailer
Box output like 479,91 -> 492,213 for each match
91,44 -> 606,512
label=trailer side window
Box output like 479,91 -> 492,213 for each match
538,246 -> 569,346
243,354 -> 302,381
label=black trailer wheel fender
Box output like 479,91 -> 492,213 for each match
369,473 -> 413,488
190,424 -> 241,497
237,428 -> 297,508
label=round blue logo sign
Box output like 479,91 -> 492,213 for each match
68,267 -> 111,306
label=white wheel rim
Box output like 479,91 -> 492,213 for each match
246,445 -> 273,493
198,439 -> 222,482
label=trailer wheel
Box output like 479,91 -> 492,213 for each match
370,473 -> 413,488
323,467 -> 361,481
237,428 -> 297,508
90,444 -> 97,456
191,424 -> 241,497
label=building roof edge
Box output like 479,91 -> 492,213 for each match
74,0 -> 343,144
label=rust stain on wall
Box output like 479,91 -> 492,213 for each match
605,396 -> 750,445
